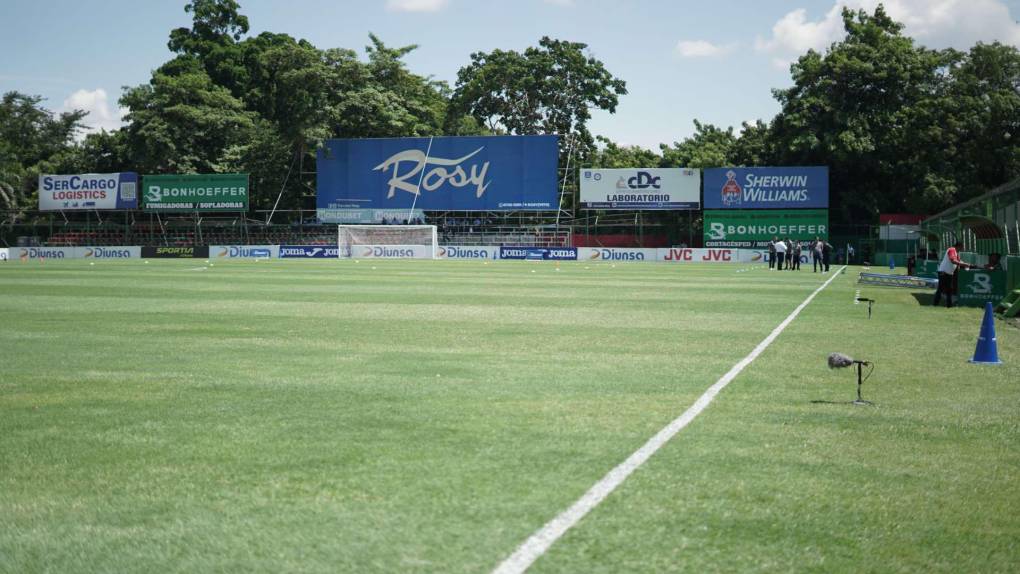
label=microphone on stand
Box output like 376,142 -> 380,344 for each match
856,297 -> 874,318
826,353 -> 874,405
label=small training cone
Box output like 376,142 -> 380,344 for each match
969,301 -> 1002,365
888,257 -> 895,270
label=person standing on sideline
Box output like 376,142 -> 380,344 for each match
822,239 -> 833,272
774,237 -> 788,271
768,237 -> 777,270
933,240 -> 971,308
791,239 -> 802,270
812,237 -> 824,272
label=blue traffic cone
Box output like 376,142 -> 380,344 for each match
969,301 -> 1002,365
888,256 -> 895,270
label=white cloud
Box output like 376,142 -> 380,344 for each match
674,40 -> 736,58
757,0 -> 1020,62
385,0 -> 448,12
61,88 -> 126,137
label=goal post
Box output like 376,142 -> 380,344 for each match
337,224 -> 438,259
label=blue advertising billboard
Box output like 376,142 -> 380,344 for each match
703,167 -> 829,209
317,135 -> 559,214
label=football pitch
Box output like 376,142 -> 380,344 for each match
1,259 -> 1018,573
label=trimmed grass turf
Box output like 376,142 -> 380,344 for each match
0,258 -> 1017,573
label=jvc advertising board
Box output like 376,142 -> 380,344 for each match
317,135 -> 559,213
704,209 -> 829,248
38,173 -> 138,211
579,168 -> 700,210
703,167 -> 828,209
143,174 -> 249,212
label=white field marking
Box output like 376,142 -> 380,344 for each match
492,266 -> 847,574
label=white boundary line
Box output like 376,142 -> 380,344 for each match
492,266 -> 847,574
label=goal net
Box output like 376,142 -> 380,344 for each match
337,225 -> 438,259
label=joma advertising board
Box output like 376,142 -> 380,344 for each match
143,174 -> 249,212
38,173 -> 138,211
579,168 -> 700,210
316,135 -> 559,213
703,167 -> 829,209
704,209 -> 829,248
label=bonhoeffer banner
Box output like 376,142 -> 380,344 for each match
316,135 -> 559,213
703,209 -> 829,248
143,174 -> 249,212
38,173 -> 138,211
703,167 -> 828,209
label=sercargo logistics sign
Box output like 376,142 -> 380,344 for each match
38,173 -> 138,211
579,168 -> 700,210
143,174 -> 249,211
316,135 -> 559,213
703,167 -> 828,209
704,209 -> 828,248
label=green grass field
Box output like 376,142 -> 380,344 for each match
1,258 -> 1018,573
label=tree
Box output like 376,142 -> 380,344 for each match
0,92 -> 84,215
119,64 -> 257,174
450,36 -> 627,156
769,6 -> 954,219
590,136 -> 660,168
659,120 -> 736,169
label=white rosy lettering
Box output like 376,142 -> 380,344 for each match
373,148 -> 490,199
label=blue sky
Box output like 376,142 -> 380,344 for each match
2,0 -> 1018,149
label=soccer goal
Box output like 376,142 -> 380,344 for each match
337,224 -> 438,259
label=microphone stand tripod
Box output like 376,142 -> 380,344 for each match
853,362 -> 872,406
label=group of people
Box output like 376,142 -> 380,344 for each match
767,236 -> 833,272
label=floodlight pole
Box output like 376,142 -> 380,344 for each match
407,136 -> 433,223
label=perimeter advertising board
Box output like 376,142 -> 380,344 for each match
278,245 -> 340,258
143,174 -> 249,211
212,245 -> 279,258
0,248 -> 8,261
316,135 -> 559,213
38,173 -> 138,210
141,246 -> 210,258
437,246 -> 499,259
578,247 -> 658,262
579,168 -> 700,210
704,209 -> 828,248
703,167 -> 828,209
318,208 -> 425,224
499,247 -> 577,260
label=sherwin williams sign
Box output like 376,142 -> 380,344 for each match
704,209 -> 828,248
703,167 -> 828,209
143,174 -> 249,211
316,135 -> 559,212
38,172 -> 138,210
579,168 -> 700,210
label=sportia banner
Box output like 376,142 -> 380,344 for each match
143,174 -> 249,211
703,167 -> 828,209
579,168 -> 700,210
316,135 -> 559,213
38,173 -> 138,211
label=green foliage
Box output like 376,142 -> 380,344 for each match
451,36 -> 627,158
0,92 -> 84,215
659,120 -> 737,169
